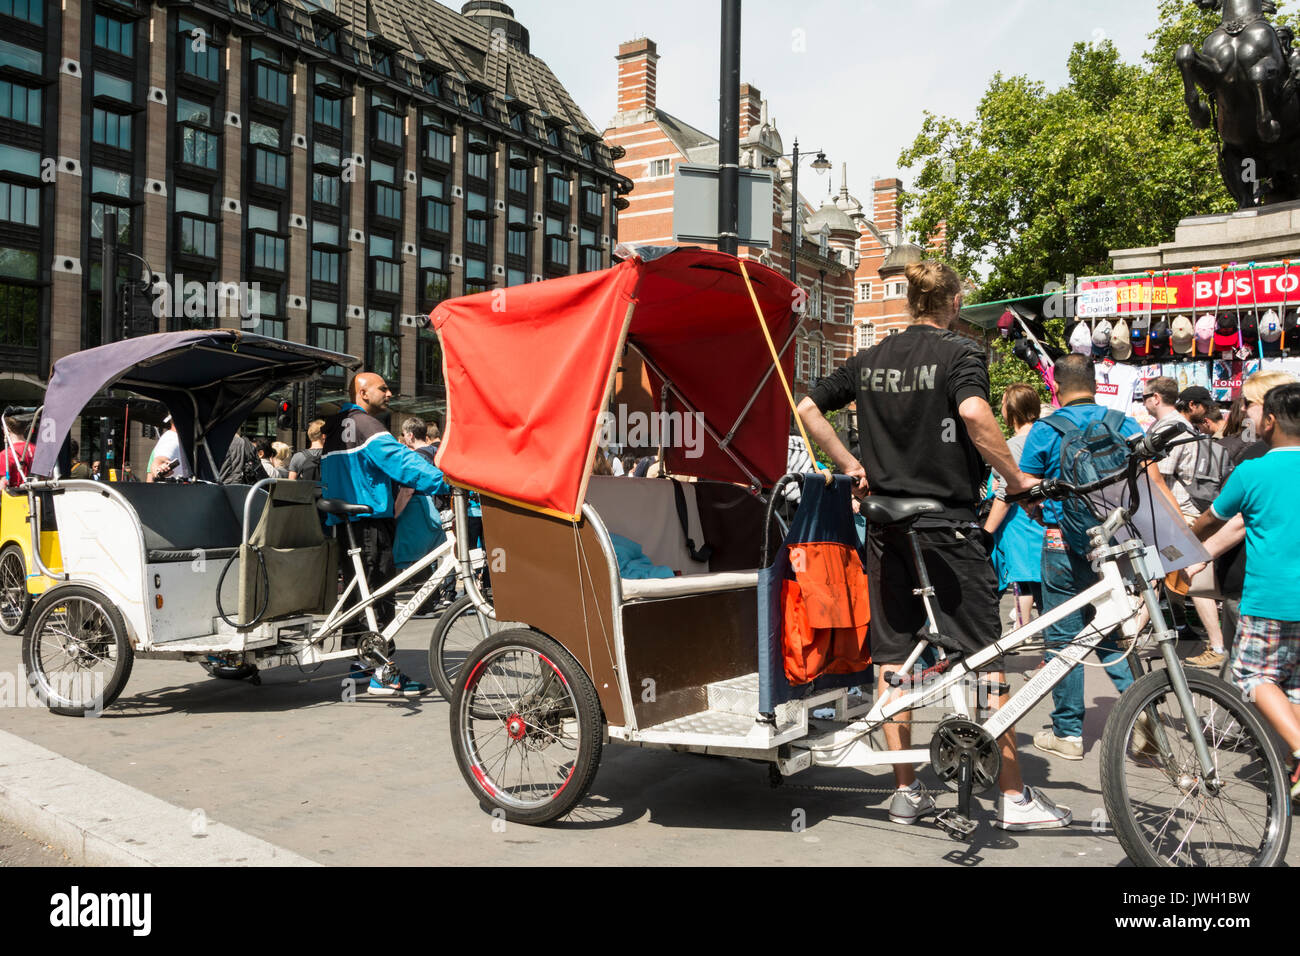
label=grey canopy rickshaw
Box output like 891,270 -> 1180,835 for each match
30,330 -> 361,480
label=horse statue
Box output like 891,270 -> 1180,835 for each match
1177,0 -> 1300,207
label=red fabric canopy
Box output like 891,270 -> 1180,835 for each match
432,248 -> 799,520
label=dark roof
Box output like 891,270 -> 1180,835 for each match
656,109 -> 718,159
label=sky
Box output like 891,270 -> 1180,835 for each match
511,0 -> 1165,203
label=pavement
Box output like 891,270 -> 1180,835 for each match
0,605 -> 1293,868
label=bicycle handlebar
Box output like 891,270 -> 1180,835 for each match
1007,428 -> 1200,506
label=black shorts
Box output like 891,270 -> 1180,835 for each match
865,524 -> 1001,666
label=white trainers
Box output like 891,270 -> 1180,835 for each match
993,786 -> 1072,831
888,785 -> 937,824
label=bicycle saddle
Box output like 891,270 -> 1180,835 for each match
860,496 -> 945,526
316,498 -> 373,516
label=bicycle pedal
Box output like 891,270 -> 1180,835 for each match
934,809 -> 978,840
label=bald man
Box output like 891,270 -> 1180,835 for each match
322,371 -> 451,696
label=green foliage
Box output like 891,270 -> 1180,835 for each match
897,1 -> 1299,303
809,408 -> 840,466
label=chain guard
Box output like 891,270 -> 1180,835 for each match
356,632 -> 395,666
928,716 -> 1001,795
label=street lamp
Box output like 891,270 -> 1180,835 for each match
767,140 -> 831,282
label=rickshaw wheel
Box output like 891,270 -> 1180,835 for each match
0,543 -> 30,635
22,585 -> 134,717
451,628 -> 603,825
428,594 -> 520,702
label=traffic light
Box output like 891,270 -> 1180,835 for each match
302,379 -> 318,424
276,399 -> 294,431
118,280 -> 160,339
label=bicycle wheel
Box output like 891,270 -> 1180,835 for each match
22,585 -> 134,717
428,594 -> 518,701
0,543 -> 30,635
1100,667 -> 1290,867
450,629 -> 603,825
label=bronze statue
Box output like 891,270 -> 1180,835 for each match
1177,0 -> 1300,207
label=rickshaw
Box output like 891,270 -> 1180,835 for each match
17,330 -> 475,714
432,246 -> 1290,866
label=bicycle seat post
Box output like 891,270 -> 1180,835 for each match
905,526 -> 942,642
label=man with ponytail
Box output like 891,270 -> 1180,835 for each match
798,259 -> 1070,832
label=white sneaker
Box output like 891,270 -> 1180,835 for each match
888,785 -> 936,825
992,786 -> 1072,831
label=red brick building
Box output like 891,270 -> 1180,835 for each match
603,37 -> 857,399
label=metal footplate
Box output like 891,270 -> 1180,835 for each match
934,809 -> 977,840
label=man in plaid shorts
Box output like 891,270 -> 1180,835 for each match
1193,382 -> 1300,796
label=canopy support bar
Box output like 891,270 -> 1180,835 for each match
631,343 -> 765,491
721,316 -> 802,448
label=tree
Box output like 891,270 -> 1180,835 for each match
897,1 -> 1297,305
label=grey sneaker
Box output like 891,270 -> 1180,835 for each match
993,786 -> 1072,831
888,786 -> 936,825
1033,730 -> 1084,761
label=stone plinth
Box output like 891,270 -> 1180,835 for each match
1111,200 -> 1300,271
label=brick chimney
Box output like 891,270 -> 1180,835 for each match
739,82 -> 761,138
927,220 -> 949,255
617,38 -> 659,113
873,178 -> 902,233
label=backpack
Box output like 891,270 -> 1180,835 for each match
1188,435 -> 1231,513
1042,408 -> 1131,555
295,448 -> 322,483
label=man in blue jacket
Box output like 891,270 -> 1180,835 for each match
323,372 -> 451,695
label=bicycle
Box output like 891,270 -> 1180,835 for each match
816,426 -> 1290,866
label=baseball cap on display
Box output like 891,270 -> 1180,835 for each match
1148,316 -> 1171,357
1240,310 -> 1260,344
1214,312 -> 1241,352
1110,318 -> 1132,360
1259,309 -> 1283,355
1171,314 -> 1195,355
1283,308 -> 1300,350
1194,314 -> 1215,354
1069,321 -> 1093,355
1091,319 -> 1113,357
1130,314 -> 1151,358
997,309 -> 1016,337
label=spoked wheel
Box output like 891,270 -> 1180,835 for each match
0,543 -> 30,635
22,585 -> 134,717
1100,667 -> 1290,867
450,629 -> 602,824
428,594 -> 520,701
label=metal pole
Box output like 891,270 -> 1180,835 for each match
101,207 -> 118,346
789,140 -> 799,283
717,0 -> 741,256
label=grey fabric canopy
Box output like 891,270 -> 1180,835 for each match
32,330 -> 360,480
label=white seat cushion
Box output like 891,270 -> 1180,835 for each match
585,476 -> 709,575
621,570 -> 758,602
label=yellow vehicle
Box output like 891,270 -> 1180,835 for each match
0,407 -> 61,635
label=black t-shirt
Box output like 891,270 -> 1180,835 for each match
808,324 -> 990,522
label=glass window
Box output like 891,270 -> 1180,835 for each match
247,204 -> 278,232
249,121 -> 280,148
369,235 -> 393,258
423,198 -> 449,233
507,268 -> 526,287
372,259 -> 400,295
371,160 -> 394,184
312,221 -> 339,245
174,186 -> 209,216
466,191 -> 487,215
91,166 -> 130,197
311,249 -> 339,284
465,218 -> 486,247
0,144 -> 40,178
367,307 -> 393,332
249,40 -> 281,64
547,237 -> 569,267
314,142 -> 340,167
178,27 -> 219,82
580,227 -> 596,247
420,247 -> 443,270
0,246 -> 36,279
0,0 -> 42,26
548,172 -> 569,206
507,229 -> 526,259
0,38 -> 40,75
422,72 -> 441,97
312,173 -> 339,206
177,97 -> 211,127
371,48 -> 392,77
466,150 -> 488,181
252,232 -> 285,271
254,148 -> 286,189
313,95 -> 341,128
546,126 -> 558,147
93,72 -> 133,103
0,79 -> 40,124
92,108 -> 132,149
311,299 -> 338,325
507,204 -> 527,226
254,64 -> 288,106
583,188 -> 602,219
374,183 -> 402,220
583,247 -> 602,272
508,165 -> 528,194
467,91 -> 483,115
0,181 -> 38,226
544,215 -> 563,237
465,258 -> 485,280
368,332 -> 399,385
420,176 -> 444,199
421,269 -> 449,306
374,109 -> 402,146
93,14 -> 131,55
178,215 -> 217,258
0,281 -> 39,352
424,127 -> 451,164
181,127 -> 218,169
509,112 -> 524,133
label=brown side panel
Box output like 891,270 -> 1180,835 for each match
479,499 -> 625,726
622,589 -> 756,727
694,482 -> 782,573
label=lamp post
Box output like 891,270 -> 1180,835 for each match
782,140 -> 831,283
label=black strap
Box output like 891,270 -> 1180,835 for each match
670,478 -> 713,564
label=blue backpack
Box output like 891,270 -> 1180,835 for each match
1041,408 -> 1130,554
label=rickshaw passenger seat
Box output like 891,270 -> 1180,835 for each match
316,498 -> 373,517
859,496 -> 945,527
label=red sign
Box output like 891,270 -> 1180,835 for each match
1077,263 -> 1300,316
